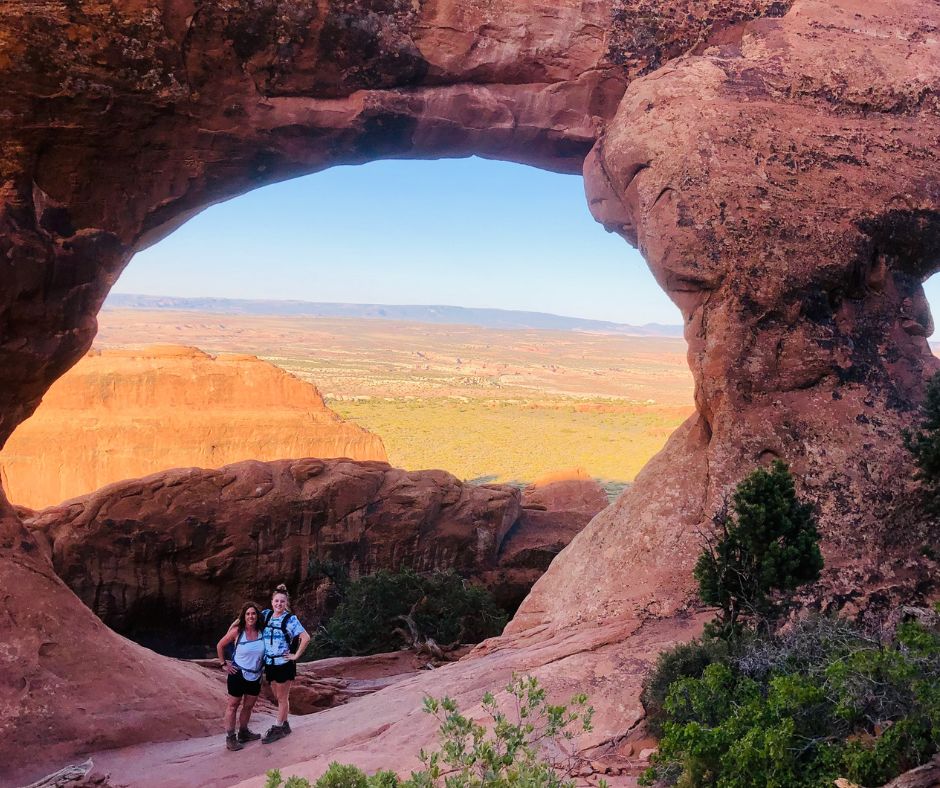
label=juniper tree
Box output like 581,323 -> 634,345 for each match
694,460 -> 823,636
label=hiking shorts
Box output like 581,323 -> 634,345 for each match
227,669 -> 262,697
265,660 -> 297,684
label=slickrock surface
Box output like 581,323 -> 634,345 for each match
24,459 -> 605,654
0,346 -> 386,509
0,494 -> 221,788
1,0 -> 939,783
879,755 -> 940,788
190,649 -> 441,716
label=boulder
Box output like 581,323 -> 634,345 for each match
482,471 -> 610,609
25,459 -> 606,655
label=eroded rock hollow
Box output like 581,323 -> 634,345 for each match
1,0 -> 939,782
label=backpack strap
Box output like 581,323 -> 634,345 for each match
261,609 -> 275,664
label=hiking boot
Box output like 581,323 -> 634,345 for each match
237,727 -> 261,743
282,720 -> 292,736
225,733 -> 243,752
262,723 -> 288,744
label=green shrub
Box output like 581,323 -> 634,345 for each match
640,616 -> 940,787
314,568 -> 508,657
694,460 -> 823,636
266,675 -> 606,787
265,763 -> 400,788
640,637 -> 730,736
313,763 -> 368,788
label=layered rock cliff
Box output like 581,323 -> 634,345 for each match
25,459 -> 606,655
0,345 -> 387,509
1,0 -> 939,783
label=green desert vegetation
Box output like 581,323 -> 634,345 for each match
264,675 -> 603,788
331,397 -> 690,487
311,568 -> 508,658
94,310 -> 695,488
639,462 -> 940,788
638,614 -> 940,788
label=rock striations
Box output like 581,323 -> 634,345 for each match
0,346 -> 386,509
1,0 -> 939,783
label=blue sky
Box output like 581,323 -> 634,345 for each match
120,156 -> 940,334
119,157 -> 680,326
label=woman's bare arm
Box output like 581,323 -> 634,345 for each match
288,631 -> 311,661
216,625 -> 239,671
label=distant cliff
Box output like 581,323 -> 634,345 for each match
0,346 -> 387,509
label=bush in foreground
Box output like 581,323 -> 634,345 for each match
640,637 -> 729,736
265,674 -> 604,787
639,615 -> 940,787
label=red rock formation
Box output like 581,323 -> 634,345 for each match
0,492 -> 221,788
1,0 -> 939,783
0,345 -> 386,509
482,471 -> 611,609
25,458 -> 604,656
516,0 -> 940,636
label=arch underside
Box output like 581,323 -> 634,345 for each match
1,0 -> 939,782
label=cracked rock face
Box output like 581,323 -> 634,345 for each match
1,0 -> 939,781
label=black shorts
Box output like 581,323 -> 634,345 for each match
227,669 -> 262,697
265,660 -> 297,684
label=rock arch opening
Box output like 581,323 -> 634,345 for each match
2,0 -> 939,782
9,155 -> 693,658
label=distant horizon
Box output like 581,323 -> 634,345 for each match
104,292 -> 684,328
115,156 -> 940,337
116,157 -> 684,327
104,293 -> 686,337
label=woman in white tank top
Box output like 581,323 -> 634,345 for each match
215,602 -> 266,751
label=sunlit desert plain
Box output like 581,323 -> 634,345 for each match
95,308 -> 695,492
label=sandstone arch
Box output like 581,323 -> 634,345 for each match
1,0 -> 939,782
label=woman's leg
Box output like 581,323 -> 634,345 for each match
273,680 -> 292,725
224,695 -> 241,733
238,694 -> 258,731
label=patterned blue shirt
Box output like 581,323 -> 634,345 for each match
262,612 -> 307,666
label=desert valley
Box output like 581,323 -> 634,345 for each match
94,306 -> 694,488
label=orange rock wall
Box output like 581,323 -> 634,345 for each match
0,346 -> 386,509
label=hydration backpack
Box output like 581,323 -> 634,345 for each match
261,609 -> 301,661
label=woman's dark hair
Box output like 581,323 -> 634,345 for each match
272,583 -> 291,608
236,601 -> 261,635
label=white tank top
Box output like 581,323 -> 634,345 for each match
233,632 -> 265,681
